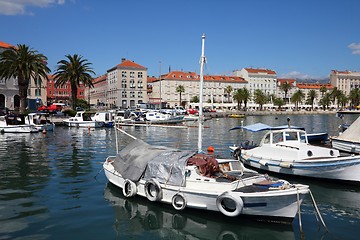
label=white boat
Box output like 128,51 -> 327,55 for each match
91,111 -> 114,127
0,115 -> 38,133
26,113 -> 55,131
103,35 -> 314,223
331,116 -> 360,154
145,110 -> 184,123
230,122 -> 360,183
63,111 -> 104,128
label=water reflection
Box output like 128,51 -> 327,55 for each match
104,183 -> 296,240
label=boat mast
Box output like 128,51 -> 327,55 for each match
198,34 -> 206,153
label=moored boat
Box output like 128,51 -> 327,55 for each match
331,116 -> 360,154
63,111 -> 104,128
26,112 -> 55,131
0,115 -> 38,133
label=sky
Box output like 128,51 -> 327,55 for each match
1,0 -> 360,81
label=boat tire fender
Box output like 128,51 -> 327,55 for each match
123,179 -> 137,197
216,192 -> 243,217
172,193 -> 187,211
144,178 -> 162,202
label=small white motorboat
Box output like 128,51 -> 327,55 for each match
26,113 -> 55,131
91,111 -> 114,127
63,111 -> 104,128
0,115 -> 38,133
230,122 -> 360,184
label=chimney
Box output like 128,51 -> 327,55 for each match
121,58 -> 126,62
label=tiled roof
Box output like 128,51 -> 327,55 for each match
93,74 -> 107,84
154,71 -> 247,83
245,68 -> 276,75
331,70 -> 351,74
297,83 -> 334,90
117,60 -> 146,69
0,41 -> 12,49
147,76 -> 158,83
278,78 -> 296,85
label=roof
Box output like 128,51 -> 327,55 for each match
278,78 -> 296,85
155,70 -> 247,83
0,41 -> 13,49
331,70 -> 352,74
297,82 -> 334,90
93,74 -> 107,84
108,59 -> 147,72
245,68 -> 276,75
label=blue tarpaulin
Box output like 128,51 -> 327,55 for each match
229,123 -> 304,132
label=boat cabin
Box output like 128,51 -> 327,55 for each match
260,129 -> 309,146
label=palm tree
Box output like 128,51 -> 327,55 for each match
233,89 -> 243,110
253,89 -> 267,110
0,44 -> 50,113
224,85 -> 233,103
306,89 -> 317,110
273,97 -> 285,110
176,85 -> 185,107
349,88 -> 360,108
280,81 -> 292,103
319,93 -> 331,110
320,86 -> 327,97
53,54 -> 95,110
291,90 -> 304,110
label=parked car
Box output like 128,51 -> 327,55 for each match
187,108 -> 198,115
38,103 -> 65,113
175,106 -> 187,115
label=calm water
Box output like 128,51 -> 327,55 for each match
0,113 -> 360,240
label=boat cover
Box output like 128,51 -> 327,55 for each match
334,116 -> 360,143
112,138 -> 194,186
229,122 -> 304,132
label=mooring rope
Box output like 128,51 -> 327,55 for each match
309,189 -> 329,232
297,188 -> 303,233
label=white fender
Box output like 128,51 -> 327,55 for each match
172,193 -> 187,211
122,179 -> 137,197
144,178 -> 162,201
216,192 -> 243,217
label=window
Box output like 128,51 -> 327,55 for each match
130,79 -> 135,88
122,90 -> 127,97
138,91 -> 143,98
122,71 -> 127,77
130,72 -> 134,78
138,72 -> 143,78
130,91 -> 135,98
122,80 -> 127,88
137,80 -> 143,88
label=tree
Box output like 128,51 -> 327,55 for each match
54,54 -> 95,110
176,85 -> 185,107
224,85 -> 233,103
337,92 -> 348,110
273,97 -> 285,110
280,81 -> 292,103
305,90 -> 317,110
253,89 -> 267,110
319,92 -> 331,110
291,90 -> 304,110
190,96 -> 199,103
349,88 -> 360,108
0,44 -> 50,113
320,86 -> 327,97
329,87 -> 341,107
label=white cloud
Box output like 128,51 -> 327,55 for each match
348,43 -> 360,55
0,0 -> 65,15
279,71 -> 326,81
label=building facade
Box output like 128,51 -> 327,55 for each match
46,75 -> 85,105
149,70 -> 247,108
105,58 -> 148,109
330,70 -> 360,96
233,68 -> 277,98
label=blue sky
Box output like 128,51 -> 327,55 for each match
1,0 -> 360,81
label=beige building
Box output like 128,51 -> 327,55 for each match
330,70 -> 360,96
105,58 -> 148,109
233,68 -> 277,97
149,70 -> 247,108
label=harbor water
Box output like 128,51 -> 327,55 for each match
0,113 -> 359,240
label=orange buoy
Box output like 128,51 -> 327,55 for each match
207,146 -> 214,152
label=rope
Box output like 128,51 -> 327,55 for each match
309,189 -> 329,232
296,188 -> 303,233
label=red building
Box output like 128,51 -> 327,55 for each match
46,75 -> 85,105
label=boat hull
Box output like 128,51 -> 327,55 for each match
63,120 -> 104,128
241,154 -> 360,183
103,159 -> 308,222
331,138 -> 360,154
0,125 -> 38,133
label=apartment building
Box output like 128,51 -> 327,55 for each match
297,82 -> 334,106
87,74 -> 107,107
0,41 -> 19,110
150,71 -> 247,108
233,68 -> 277,97
330,70 -> 360,96
46,75 -> 85,105
106,58 -> 148,109
277,78 -> 297,102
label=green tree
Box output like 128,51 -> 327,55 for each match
176,85 -> 185,107
0,44 -> 50,113
349,88 -> 360,108
280,81 -> 292,103
233,87 -> 251,110
319,92 -> 331,110
291,90 -> 304,110
320,86 -> 327,97
305,89 -> 317,110
273,97 -> 285,110
253,89 -> 267,110
54,54 -> 95,110
190,96 -> 199,103
224,85 -> 233,103
337,92 -> 348,110
330,87 -> 341,107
